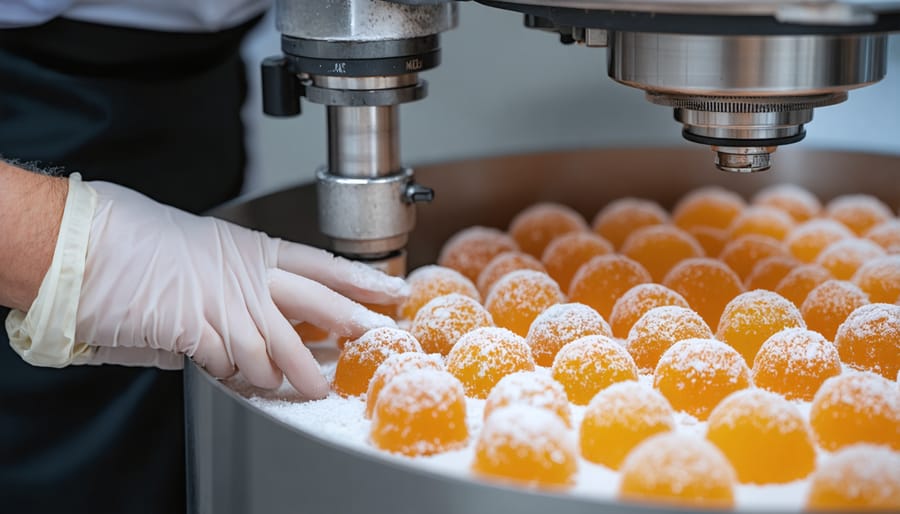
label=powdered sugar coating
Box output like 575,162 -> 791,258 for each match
809,371 -> 900,451
333,327 -> 423,397
752,184 -> 822,222
473,404 -> 578,487
370,368 -> 469,456
852,255 -> 900,304
541,232 -> 613,291
569,254 -> 652,318
834,303 -> 900,380
410,293 -> 494,355
610,284 -> 690,339
865,218 -> 900,254
715,290 -> 806,365
366,352 -> 444,418
752,328 -> 842,401
727,205 -> 796,242
508,202 -> 588,258
485,269 -> 564,337
621,224 -> 706,282
483,371 -> 571,427
477,251 -> 545,297
785,218 -> 854,263
775,263 -> 833,307
800,279 -> 870,341
662,257 -> 745,331
626,306 -> 713,373
653,338 -> 752,421
438,226 -> 518,282
815,237 -> 886,280
826,194 -> 893,236
591,197 -> 669,249
673,187 -> 746,231
400,265 -> 480,320
706,389 -> 816,484
806,444 -> 900,510
618,432 -> 736,508
580,381 -> 675,469
744,255 -> 799,291
720,234 -> 790,280
551,335 -> 638,405
526,303 -> 612,367
446,326 -> 536,399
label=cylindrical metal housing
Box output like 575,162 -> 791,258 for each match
609,32 -> 888,95
275,0 -> 457,41
328,106 -> 401,178
316,168 -> 416,255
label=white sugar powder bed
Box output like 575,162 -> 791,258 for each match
225,341 -> 819,512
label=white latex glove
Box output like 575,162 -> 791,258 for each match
7,174 -> 408,398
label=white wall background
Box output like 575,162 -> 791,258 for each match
239,3 -> 900,196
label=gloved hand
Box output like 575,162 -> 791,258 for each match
7,174 -> 408,398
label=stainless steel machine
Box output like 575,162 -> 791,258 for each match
185,2 -> 900,513
260,0 -> 898,270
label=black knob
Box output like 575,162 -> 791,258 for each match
261,56 -> 301,117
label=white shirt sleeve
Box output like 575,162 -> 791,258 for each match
0,0 -> 75,28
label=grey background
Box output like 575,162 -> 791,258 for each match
238,3 -> 900,196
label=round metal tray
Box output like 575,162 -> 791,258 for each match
186,147 -> 899,514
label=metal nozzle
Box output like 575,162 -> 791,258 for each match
713,147 -> 775,173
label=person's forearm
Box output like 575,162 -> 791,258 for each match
0,160 -> 68,311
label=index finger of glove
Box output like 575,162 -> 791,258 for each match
268,268 -> 397,339
277,241 -> 409,305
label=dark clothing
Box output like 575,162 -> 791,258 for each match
0,16 -> 257,513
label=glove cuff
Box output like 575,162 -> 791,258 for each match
6,173 -> 97,367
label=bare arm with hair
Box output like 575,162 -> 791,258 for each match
0,160 -> 67,311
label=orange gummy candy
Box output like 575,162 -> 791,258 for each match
580,381 -> 675,470
826,194 -> 893,236
865,219 -> 900,254
399,265 -> 479,320
706,389 -> 816,484
438,226 -> 518,282
618,432 -> 736,509
672,187 -> 746,231
610,284 -> 690,339
365,352 -> 443,419
744,256 -> 799,291
715,290 -> 806,365
551,335 -> 638,405
686,226 -> 729,258
625,306 -> 712,374
809,371 -> 899,451
370,369 -> 468,456
774,263 -> 833,308
727,205 -> 796,242
508,202 -> 588,258
569,254 -> 652,319
445,327 -> 535,399
526,302 -> 611,367
752,184 -> 821,222
834,303 -> 900,380
800,279 -> 870,341
483,370 -> 571,427
662,258 -> 745,331
591,197 -> 668,249
719,234 -> 790,281
476,251 -> 545,297
816,238 -> 886,280
410,293 -> 493,355
806,444 -> 900,511
852,255 -> 900,304
541,232 -> 613,291
653,338 -> 751,421
333,327 -> 423,397
752,328 -> 841,401
484,270 -> 564,338
472,404 -> 578,488
621,225 -> 705,282
785,219 -> 854,263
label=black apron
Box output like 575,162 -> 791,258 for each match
0,16 -> 259,513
